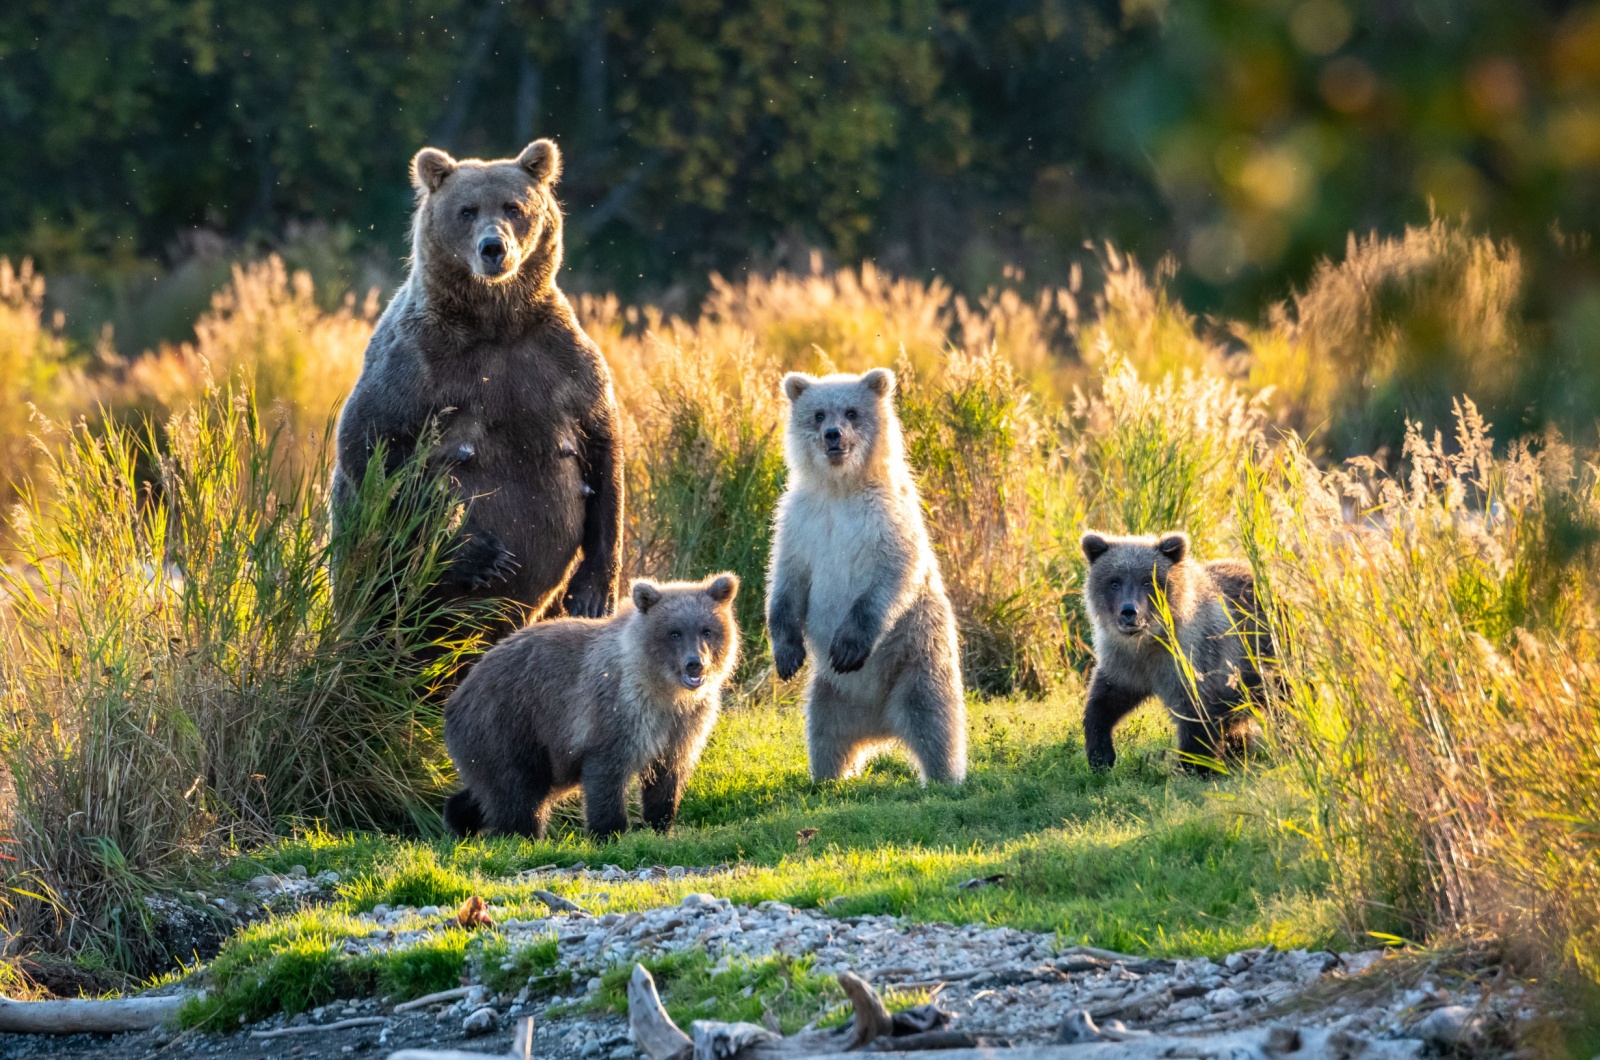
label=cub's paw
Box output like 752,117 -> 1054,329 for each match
1085,744 -> 1116,773
828,626 -> 873,674
448,530 -> 519,590
564,569 -> 614,618
772,638 -> 807,682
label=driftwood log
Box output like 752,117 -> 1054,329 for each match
626,964 -> 1424,1060
0,993 -> 187,1034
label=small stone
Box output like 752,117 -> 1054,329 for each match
1224,952 -> 1249,973
609,1047 -> 633,1060
587,977 -> 604,994
462,1006 -> 499,1038
316,870 -> 340,885
1417,1005 -> 1479,1045
682,893 -> 716,907
1175,1002 -> 1207,1020
289,865 -> 308,878
1206,986 -> 1244,1010
247,874 -> 280,891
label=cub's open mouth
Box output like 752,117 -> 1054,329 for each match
681,673 -> 705,689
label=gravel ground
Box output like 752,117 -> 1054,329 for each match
0,868 -> 1526,1060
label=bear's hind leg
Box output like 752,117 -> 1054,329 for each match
481,743 -> 557,838
806,676 -> 876,782
887,666 -> 967,785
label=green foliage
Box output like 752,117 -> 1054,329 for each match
0,387 -> 479,969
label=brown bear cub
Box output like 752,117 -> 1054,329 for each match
1080,532 -> 1263,773
334,139 -> 623,626
443,574 -> 740,839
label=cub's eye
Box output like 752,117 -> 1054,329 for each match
460,206 -> 478,221
844,408 -> 858,420
701,629 -> 713,639
670,631 -> 681,642
504,202 -> 523,218
813,410 -> 825,423
1108,579 -> 1122,591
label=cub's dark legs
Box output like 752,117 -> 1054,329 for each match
479,743 -> 556,838
582,757 -> 632,839
640,761 -> 685,833
1083,669 -> 1148,771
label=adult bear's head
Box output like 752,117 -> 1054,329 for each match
409,139 -> 565,296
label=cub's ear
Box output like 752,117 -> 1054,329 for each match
411,147 -> 458,194
705,573 -> 740,604
781,372 -> 815,403
631,580 -> 663,614
517,139 -> 562,185
1081,533 -> 1111,564
861,367 -> 895,398
1157,533 -> 1189,563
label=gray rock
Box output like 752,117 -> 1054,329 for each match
1416,1005 -> 1480,1044
462,1006 -> 499,1038
1207,986 -> 1245,1010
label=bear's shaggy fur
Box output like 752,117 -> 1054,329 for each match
766,368 -> 966,784
333,139 -> 623,624
1079,531 -> 1263,772
443,573 -> 741,838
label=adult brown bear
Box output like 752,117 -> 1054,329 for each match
333,139 -> 623,625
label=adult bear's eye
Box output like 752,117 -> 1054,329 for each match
504,202 -> 523,218
813,410 -> 825,423
1108,579 -> 1121,591
460,206 -> 478,221
701,629 -> 713,639
670,631 -> 681,641
844,408 -> 858,420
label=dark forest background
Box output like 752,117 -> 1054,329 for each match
4,0 -> 1600,433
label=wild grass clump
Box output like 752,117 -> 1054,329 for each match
1243,218 -> 1526,457
0,389 -> 475,970
900,348 -> 1074,695
0,259 -> 70,513
1242,401 -> 1600,983
81,256 -> 376,470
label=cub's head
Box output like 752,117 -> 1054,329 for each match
1080,531 -> 1193,639
409,139 -> 564,291
780,368 -> 899,485
628,574 -> 741,693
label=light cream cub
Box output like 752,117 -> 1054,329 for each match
766,368 -> 966,783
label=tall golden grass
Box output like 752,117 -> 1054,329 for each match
0,220 -> 1593,997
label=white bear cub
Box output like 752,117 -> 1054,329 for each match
766,367 -> 967,783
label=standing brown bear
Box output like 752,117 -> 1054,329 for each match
334,139 -> 622,623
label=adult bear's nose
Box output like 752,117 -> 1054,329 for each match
823,427 -> 841,444
1119,603 -> 1138,622
478,235 -> 505,267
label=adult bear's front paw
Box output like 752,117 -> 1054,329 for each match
449,529 -> 519,590
772,637 -> 807,681
828,624 -> 872,673
564,568 -> 614,618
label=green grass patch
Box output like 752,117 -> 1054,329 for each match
183,692 -> 1334,1025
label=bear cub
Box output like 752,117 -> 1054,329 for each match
443,573 -> 740,838
1080,531 -> 1263,773
767,368 -> 967,784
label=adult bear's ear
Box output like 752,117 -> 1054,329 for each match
862,367 -> 895,397
411,147 -> 458,194
781,373 -> 814,403
517,139 -> 562,185
631,580 -> 663,614
705,573 -> 739,604
1157,533 -> 1189,563
1081,533 -> 1111,564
